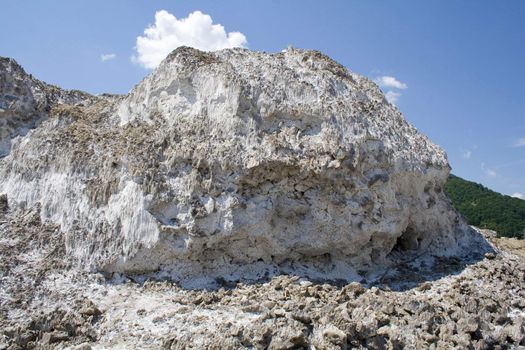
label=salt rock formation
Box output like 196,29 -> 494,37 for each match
0,57 -> 93,156
0,48 -> 483,283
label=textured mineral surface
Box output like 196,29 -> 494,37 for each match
0,48 -> 489,287
0,48 -> 524,349
0,206 -> 524,349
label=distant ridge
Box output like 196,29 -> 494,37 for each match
445,174 -> 525,238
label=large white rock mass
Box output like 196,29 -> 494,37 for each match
0,48 -> 485,285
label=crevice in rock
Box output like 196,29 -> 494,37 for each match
392,225 -> 420,252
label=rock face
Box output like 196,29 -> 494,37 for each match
0,48 -> 485,284
0,57 -> 94,156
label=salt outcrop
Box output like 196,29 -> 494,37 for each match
0,57 -> 94,156
0,48 -> 487,284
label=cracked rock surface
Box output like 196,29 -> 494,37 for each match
0,48 -> 488,286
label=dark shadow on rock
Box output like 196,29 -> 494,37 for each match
372,226 -> 495,291
103,228 -> 495,293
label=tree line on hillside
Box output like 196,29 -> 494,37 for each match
444,174 -> 525,239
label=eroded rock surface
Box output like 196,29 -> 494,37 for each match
0,48 -> 488,285
0,206 -> 524,349
0,57 -> 95,156
0,48 -> 521,349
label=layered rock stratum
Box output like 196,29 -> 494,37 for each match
0,48 -> 524,349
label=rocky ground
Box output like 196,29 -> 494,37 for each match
1,202 -> 524,350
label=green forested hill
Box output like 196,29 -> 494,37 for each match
444,174 -> 525,238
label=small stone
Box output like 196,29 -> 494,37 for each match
80,299 -> 102,316
485,252 -> 496,260
457,317 -> 480,334
291,312 -> 312,324
417,282 -> 432,291
502,323 -> 525,343
262,301 -> 276,309
42,331 -> 69,344
343,282 -> 366,296
273,308 -> 287,318
322,325 -> 347,345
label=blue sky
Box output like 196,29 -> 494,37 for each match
1,1 -> 524,198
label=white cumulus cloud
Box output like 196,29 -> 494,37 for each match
511,192 -> 523,199
100,53 -> 116,62
513,138 -> 525,147
374,76 -> 408,90
385,91 -> 401,104
133,10 -> 248,69
374,75 -> 407,105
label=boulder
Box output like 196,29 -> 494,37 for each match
0,48 -> 488,284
